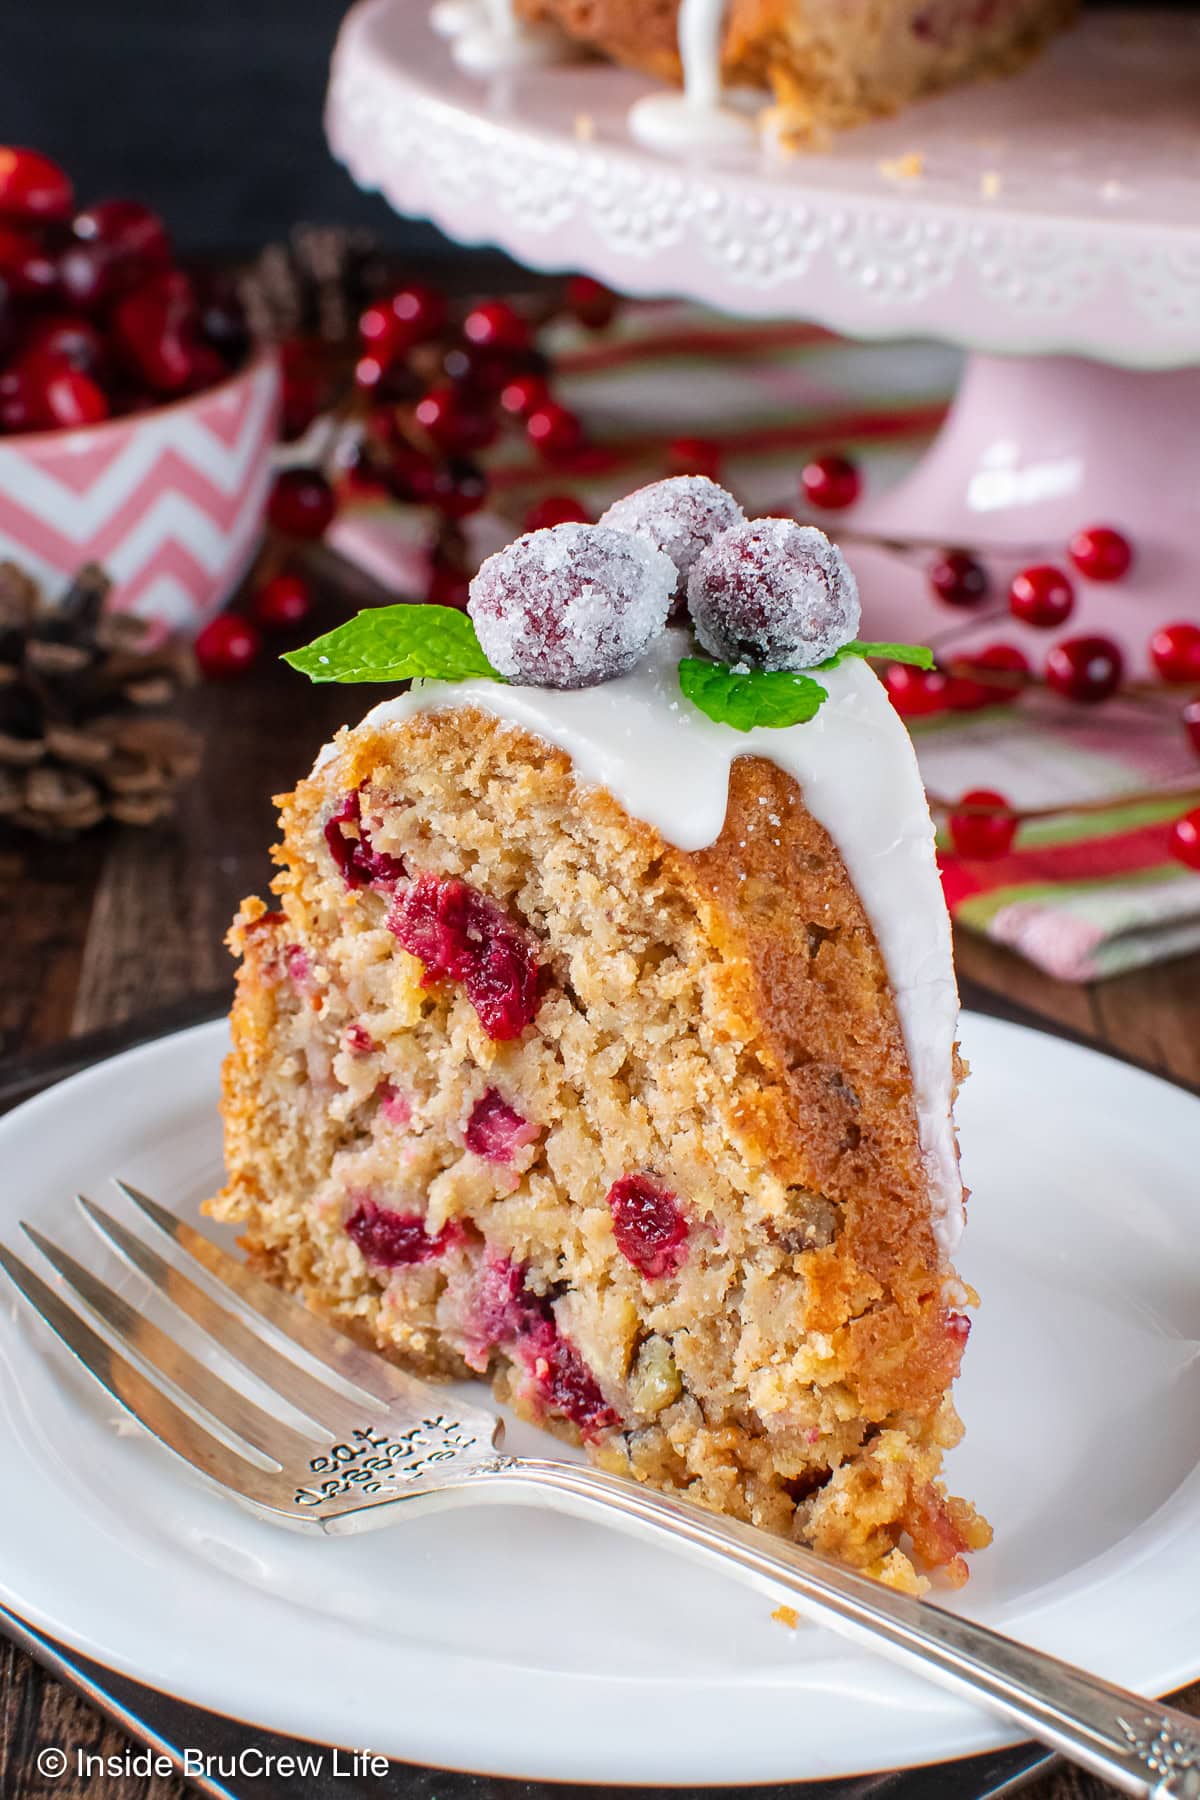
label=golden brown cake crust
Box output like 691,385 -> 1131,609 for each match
214,705 -> 987,1588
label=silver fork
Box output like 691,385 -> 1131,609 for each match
2,1183 -> 1197,1799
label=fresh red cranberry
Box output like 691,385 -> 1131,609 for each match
279,339 -> 328,439
22,312 -> 104,373
75,196 -> 169,262
1183,698 -> 1200,756
1045,634 -> 1124,703
195,274 -> 249,367
1149,622 -> 1200,684
948,789 -> 1017,859
565,274 -> 618,330
324,789 -> 406,890
667,436 -> 723,481
883,663 -> 952,718
0,366 -> 36,433
0,148 -> 73,222
426,559 -> 471,610
358,299 -> 403,359
463,299 -> 529,353
385,283 -> 447,348
526,401 -> 584,461
253,571 -> 313,632
24,356 -> 108,429
607,1175 -> 688,1279
354,351 -> 389,394
267,467 -> 337,539
522,492 -> 591,531
194,611 -> 262,678
388,873 -> 542,1040
112,270 -> 201,393
1068,524 -> 1132,583
928,548 -> 989,608
345,1198 -> 455,1268
56,241 -> 121,311
388,442 -> 439,504
499,371 -> 550,418
1170,808 -> 1200,870
426,456 -> 489,519
1009,564 -> 1075,629
344,1023 -> 378,1056
415,384 -> 496,456
465,1089 -> 538,1162
440,338 -> 512,395
800,452 -> 861,512
960,642 -> 1030,705
0,224 -> 57,298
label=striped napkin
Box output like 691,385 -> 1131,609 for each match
328,302 -> 1200,983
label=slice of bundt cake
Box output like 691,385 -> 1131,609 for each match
211,482 -> 989,1591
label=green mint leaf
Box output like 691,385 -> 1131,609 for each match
819,638 -> 935,671
678,658 -> 828,732
282,604 -> 501,685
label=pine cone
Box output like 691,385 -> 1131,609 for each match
238,226 -> 389,347
0,562 -> 202,839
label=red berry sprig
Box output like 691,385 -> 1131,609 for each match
1045,635 -> 1124,704
1009,564 -> 1075,629
1169,808 -> 1200,871
194,611 -> 262,679
1068,525 -> 1132,583
1150,622 -> 1200,685
928,549 -> 989,609
948,790 -> 1018,860
800,453 -> 861,512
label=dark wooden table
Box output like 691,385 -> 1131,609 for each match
1,561 -> 1197,1800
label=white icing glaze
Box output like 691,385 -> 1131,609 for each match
628,0 -> 758,152
316,631 -> 964,1257
430,0 -> 482,36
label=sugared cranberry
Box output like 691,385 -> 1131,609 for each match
463,299 -> 529,353
1068,525 -> 1132,583
1009,564 -> 1075,629
601,474 -> 744,614
522,492 -> 591,532
324,789 -> 406,890
884,663 -> 951,718
526,401 -> 584,461
0,148 -> 73,222
465,1089 -> 539,1163
667,436 -> 723,482
607,1175 -> 688,1279
414,383 -> 496,456
688,518 -> 860,670
499,371 -> 550,418
565,274 -> 618,330
253,571 -> 313,632
23,313 -> 104,373
194,612 -> 262,679
800,452 -> 861,512
426,456 -> 489,520
469,522 -> 674,689
345,1199 -> 454,1268
928,549 -> 989,608
1183,698 -> 1200,756
0,225 -> 57,298
1045,634 -> 1124,703
23,356 -> 108,429
1170,808 -> 1200,870
948,789 -> 1017,859
267,467 -> 337,539
387,873 -> 542,1040
1149,622 -> 1200,685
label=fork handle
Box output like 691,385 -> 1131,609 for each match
476,1457 -> 1200,1798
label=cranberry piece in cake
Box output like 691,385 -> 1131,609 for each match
324,790 -> 406,890
467,522 -> 674,689
519,1326 -> 619,1438
388,874 -> 542,1040
688,519 -> 860,670
607,1175 -> 688,1278
465,1089 -> 539,1162
599,475 -> 744,616
345,1198 -> 455,1268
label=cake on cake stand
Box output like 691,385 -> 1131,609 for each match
326,0 -> 1200,675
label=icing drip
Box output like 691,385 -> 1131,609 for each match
316,631 -> 964,1257
434,0 -> 577,72
628,0 -> 758,151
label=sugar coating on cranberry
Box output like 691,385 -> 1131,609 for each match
599,476 -> 744,613
688,519 -> 860,672
468,522 -> 674,689
607,1175 -> 688,1279
344,1198 -> 456,1268
465,1088 -> 539,1162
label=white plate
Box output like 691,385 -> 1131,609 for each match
0,1014 -> 1197,1785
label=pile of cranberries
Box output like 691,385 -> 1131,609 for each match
0,147 -> 250,435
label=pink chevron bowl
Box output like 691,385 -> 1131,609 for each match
0,347 -> 281,635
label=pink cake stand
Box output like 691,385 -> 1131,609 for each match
326,0 -> 1200,672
